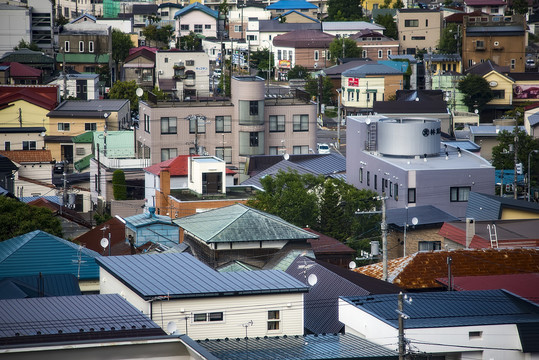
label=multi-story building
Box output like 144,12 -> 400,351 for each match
136,75 -> 317,179
174,2 -> 218,40
396,9 -> 442,55
461,13 -> 526,72
464,0 -> 507,14
351,30 -> 400,60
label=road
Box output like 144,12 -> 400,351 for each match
317,126 -> 346,157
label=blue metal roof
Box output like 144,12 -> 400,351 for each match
378,60 -> 410,73
495,169 -> 526,186
0,294 -> 163,343
97,253 -> 309,300
241,160 -> 315,189
442,140 -> 481,151
528,113 -> 539,127
342,63 -> 403,77
273,10 -> 320,22
0,274 -> 81,299
0,230 -> 101,280
342,289 -> 539,329
196,333 -> 399,359
20,195 -> 62,205
125,211 -> 174,228
466,191 -> 539,220
386,205 -> 459,228
174,2 -> 218,18
294,153 -> 346,175
266,0 -> 318,10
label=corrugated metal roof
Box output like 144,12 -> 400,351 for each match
267,0 -> 318,10
343,289 -> 539,329
258,20 -> 321,32
322,21 -> 385,31
442,140 -> 480,151
423,53 -> 461,62
294,153 -> 346,175
469,125 -> 525,136
197,333 -> 398,359
174,2 -> 218,18
0,294 -> 164,345
125,211 -> 173,228
466,192 -> 539,220
0,274 -> 81,299
55,99 -> 129,112
97,253 -> 308,299
0,230 -> 101,280
72,131 -> 94,143
20,196 -> 62,205
93,131 -> 135,158
303,229 -> 355,254
342,63 -> 403,77
174,204 -> 317,243
241,160 -> 315,189
386,205 -> 459,228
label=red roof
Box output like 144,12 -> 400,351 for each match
465,0 -> 507,5
438,222 -> 490,248
304,228 -> 356,254
144,155 -> 235,176
436,273 -> 539,304
74,217 -> 134,256
124,48 -> 156,64
0,85 -> 58,110
0,62 -> 42,77
28,197 -> 91,228
0,150 -> 53,163
445,10 -> 488,23
129,46 -> 158,55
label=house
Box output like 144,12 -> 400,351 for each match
0,273 -> 81,300
430,71 -> 468,113
0,49 -> 55,80
136,75 -> 317,173
174,203 -> 318,269
0,230 -> 101,293
0,62 -> 42,85
174,2 -> 218,40
74,216 -> 133,256
350,30 -> 400,61
353,248 -> 539,290
339,289 -> 539,360
396,9 -> 442,55
462,13 -> 526,72
97,252 -> 308,339
197,333 -> 399,360
524,103 -> 539,138
423,53 -> 461,77
256,20 -> 321,53
72,131 -> 93,172
464,0 -> 508,14
123,207 -> 179,248
286,255 -> 402,334
466,125 -> 525,161
346,115 -> 494,218
465,191 -> 539,220
123,47 -> 156,89
48,73 -> 100,100
0,149 -> 54,198
385,205 -> 460,259
322,60 -> 374,103
321,21 -> 386,38
272,29 -> 334,77
302,229 -> 356,267
266,0 -> 319,20
0,155 -> 18,194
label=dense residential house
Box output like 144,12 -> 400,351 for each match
0,155 -> 18,194
74,216 -> 133,256
0,149 -> 53,198
339,290 -> 539,360
430,71 -> 467,113
123,48 -> 156,89
286,256 -> 402,334
272,29 -> 335,78
396,9 -> 442,55
157,2 -> 182,28
0,230 -> 101,293
464,0 -> 508,14
346,115 -> 494,218
0,3 -> 32,57
302,229 -> 356,267
229,3 -> 271,42
266,0 -> 319,20
423,53 -> 461,87
48,73 -> 100,100
350,30 -> 400,61
57,22 -> 113,77
340,63 -> 405,115
0,273 -> 81,300
524,103 -> 539,138
123,207 -> 179,248
322,60 -> 373,103
0,49 -> 56,81
461,13 -> 526,72
0,62 -> 42,85
57,0 -> 103,19
97,252 -> 308,339
72,131 -> 94,172
174,2 -> 218,40
466,125 -> 525,161
465,191 -> 539,220
256,19 -> 321,54
321,21 -> 386,38
155,50 -> 211,99
136,75 -> 317,174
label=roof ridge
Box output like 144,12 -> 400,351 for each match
0,230 -> 40,263
206,204 -> 250,241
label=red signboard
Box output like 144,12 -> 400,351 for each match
514,85 -> 539,99
348,78 -> 359,87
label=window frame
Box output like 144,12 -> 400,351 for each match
64,41 -> 70,52
450,186 -> 471,202
194,24 -> 203,33
215,146 -> 232,163
249,100 -> 259,116
408,188 -> 416,203
85,123 -> 97,131
192,311 -> 224,323
215,116 -> 232,133
293,114 -> 308,132
22,141 -> 37,150
404,19 -> 419,27
79,41 -> 84,52
267,310 -> 280,331
269,115 -> 285,132
89,41 -> 94,53
160,117 -> 177,134
189,116 -> 206,134
160,148 -> 178,161
58,122 -> 70,131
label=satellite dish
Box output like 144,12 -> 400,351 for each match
136,87 -> 144,97
474,109 -> 479,114
166,321 -> 177,334
307,274 -> 318,286
283,153 -> 290,160
100,237 -> 109,249
365,118 -> 371,125
411,217 -> 419,226
348,261 -> 357,269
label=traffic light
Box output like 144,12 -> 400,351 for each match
516,163 -> 523,175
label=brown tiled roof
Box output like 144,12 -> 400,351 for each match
304,228 -> 356,255
354,249 -> 539,290
28,197 -> 92,228
74,217 -> 133,255
0,150 -> 53,163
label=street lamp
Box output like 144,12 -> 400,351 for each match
335,88 -> 341,149
263,40 -> 272,93
528,149 -> 539,202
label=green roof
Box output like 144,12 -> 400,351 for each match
72,131 -> 94,143
56,53 -> 110,64
74,154 -> 94,172
94,131 -> 135,158
217,260 -> 258,272
173,204 -> 318,243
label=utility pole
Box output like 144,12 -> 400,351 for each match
447,256 -> 453,291
398,292 -> 404,360
336,89 -> 341,149
194,115 -> 199,155
61,171 -> 68,215
381,193 -> 388,281
514,135 -> 518,199
18,108 -> 22,127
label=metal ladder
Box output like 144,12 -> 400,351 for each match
367,123 -> 377,151
487,224 -> 498,249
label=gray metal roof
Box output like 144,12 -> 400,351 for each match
0,294 -> 163,344
242,160 -> 316,189
258,20 -> 321,32
322,21 -> 385,31
343,289 -> 539,329
386,205 -> 459,228
528,113 -> 539,127
342,63 -> 403,77
97,252 -> 309,299
54,99 -> 129,112
0,274 -> 81,299
466,25 -> 524,35
423,53 -> 461,62
466,191 -> 539,220
294,153 -> 346,174
174,203 -> 317,243
441,140 -> 481,151
196,333 -> 399,359
125,212 -> 173,228
469,125 -> 525,136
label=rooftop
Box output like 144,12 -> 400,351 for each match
266,0 -> 318,10
322,21 -> 385,31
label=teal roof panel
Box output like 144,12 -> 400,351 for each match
174,2 -> 218,18
94,131 -> 135,159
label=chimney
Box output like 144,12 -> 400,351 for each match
465,218 -> 475,248
158,166 -> 171,215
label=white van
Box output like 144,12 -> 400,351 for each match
317,143 -> 330,154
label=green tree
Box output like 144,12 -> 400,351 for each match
392,0 -> 405,8
142,15 -> 174,48
179,32 -> 202,51
251,49 -> 273,79
112,29 -> 134,81
305,76 -> 334,104
327,0 -> 363,20
96,64 -> 111,88
109,80 -> 139,110
14,39 -> 40,51
112,169 -> 127,200
511,0 -> 529,14
438,23 -> 458,54
380,0 -> 392,9
457,74 -> 494,113
492,128 -> 539,170
329,37 -> 361,62
375,14 -> 398,40
56,14 -> 69,26
288,65 -> 309,80
0,197 -> 62,241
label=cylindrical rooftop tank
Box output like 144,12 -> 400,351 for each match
377,118 -> 441,156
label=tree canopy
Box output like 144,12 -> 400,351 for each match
457,74 -> 494,113
0,197 -> 62,241
438,23 -> 458,54
179,32 -> 203,51
305,76 -> 334,105
14,39 -> 40,51
491,127 -> 539,171
327,0 -> 364,20
112,29 -> 134,66
112,169 -> 127,200
375,14 -> 398,40
329,37 -> 361,62
142,15 -> 174,48
246,171 -> 380,253
108,80 -> 139,110
288,65 -> 309,80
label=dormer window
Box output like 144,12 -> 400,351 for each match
79,41 -> 84,52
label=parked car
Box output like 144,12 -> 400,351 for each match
213,69 -> 222,78
54,161 -> 65,174
526,59 -> 536,68
317,143 -> 330,154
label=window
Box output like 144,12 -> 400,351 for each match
378,50 -> 382,58
164,58 -> 169,63
193,312 -> 224,323
76,147 -> 85,156
362,50 -> 367,58
89,41 -> 94,53
79,41 -> 84,52
293,114 -> 308,131
22,141 -> 36,150
85,123 -> 97,131
367,171 -> 370,186
411,36 -> 426,40
247,35 -> 257,41
4,142 -> 10,151
450,186 -> 471,202
491,6 -> 499,13
293,145 -> 308,154
189,116 -> 206,134
408,188 -> 416,203
205,24 -> 211,29
249,101 -> 258,116
234,25 -> 242,32
394,183 -> 399,200
374,174 -> 377,190
359,168 -> 363,183
269,146 -> 279,155
468,59 -> 473,67
64,40 -> 70,52
64,7 -> 69,17
194,24 -> 203,33
314,50 -> 319,61
469,331 -> 483,339
419,241 -> 441,251
278,50 -> 282,60
186,60 -> 195,66
250,132 -> 259,147
215,116 -> 232,133
404,19 -> 419,27
215,147 -> 232,163
475,40 -> 485,49
161,148 -> 177,161
492,90 -> 505,99
511,59 -> 516,70
144,114 -> 150,133
425,19 -> 428,27
180,24 -> 189,31
269,115 -> 285,132
387,50 -> 392,57
390,181 -> 393,196
161,117 -> 177,134
58,123 -> 70,131
267,310 -> 280,331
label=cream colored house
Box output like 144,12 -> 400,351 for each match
397,9 -> 442,55
98,253 -> 307,339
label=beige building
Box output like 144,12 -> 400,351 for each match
397,9 -> 442,55
136,76 -> 317,179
